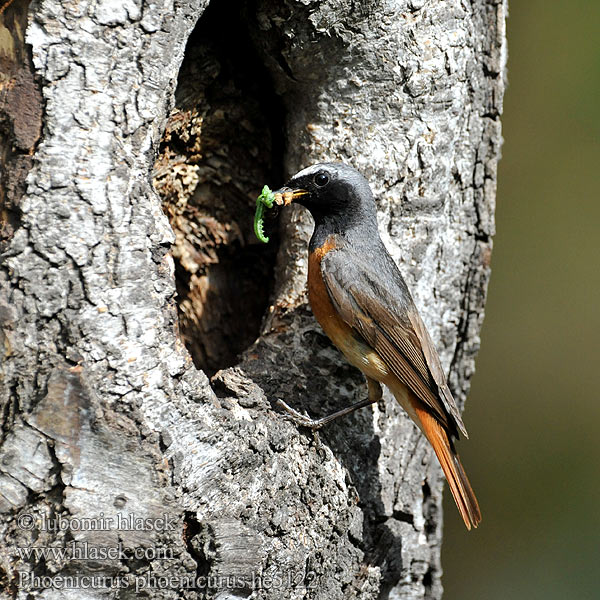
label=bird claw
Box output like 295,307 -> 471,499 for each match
276,399 -> 326,431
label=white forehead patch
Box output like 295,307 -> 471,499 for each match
293,164 -> 327,179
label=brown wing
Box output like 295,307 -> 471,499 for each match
321,247 -> 468,438
406,307 -> 467,436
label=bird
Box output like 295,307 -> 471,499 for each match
272,162 -> 481,530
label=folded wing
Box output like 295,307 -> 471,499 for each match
320,245 -> 468,438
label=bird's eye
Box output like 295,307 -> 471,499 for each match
314,173 -> 329,187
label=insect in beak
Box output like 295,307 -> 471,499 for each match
272,187 -> 309,206
254,186 -> 309,244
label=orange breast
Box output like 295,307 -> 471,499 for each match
308,237 -> 390,381
308,238 -> 349,345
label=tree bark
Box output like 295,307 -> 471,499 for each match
0,1 -> 506,599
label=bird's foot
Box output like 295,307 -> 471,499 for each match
276,399 -> 327,431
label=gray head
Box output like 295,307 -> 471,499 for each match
275,163 -> 378,233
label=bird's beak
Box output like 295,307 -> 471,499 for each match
272,186 -> 309,206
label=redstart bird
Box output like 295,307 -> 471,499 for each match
273,162 -> 481,530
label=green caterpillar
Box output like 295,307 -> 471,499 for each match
254,185 -> 276,243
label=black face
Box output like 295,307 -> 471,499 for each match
278,162 -> 374,222
283,165 -> 336,204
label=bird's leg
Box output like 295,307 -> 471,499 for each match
277,378 -> 383,431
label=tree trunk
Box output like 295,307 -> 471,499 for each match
0,1 -> 506,599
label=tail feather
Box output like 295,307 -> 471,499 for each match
413,402 -> 481,530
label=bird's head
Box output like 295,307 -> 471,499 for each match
274,163 -> 377,229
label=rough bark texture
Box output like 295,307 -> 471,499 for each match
0,1 -> 506,599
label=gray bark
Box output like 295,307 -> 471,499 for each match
0,1 -> 506,599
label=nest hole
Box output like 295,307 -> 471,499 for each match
154,0 -> 285,376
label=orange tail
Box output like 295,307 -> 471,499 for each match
414,403 -> 481,530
